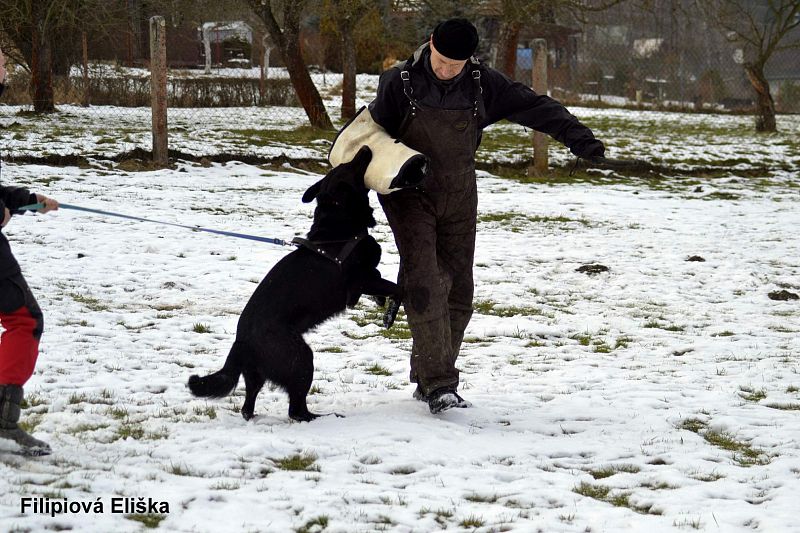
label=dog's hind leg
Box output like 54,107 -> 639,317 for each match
286,338 -> 320,422
241,365 -> 268,421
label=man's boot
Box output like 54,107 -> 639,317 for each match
0,384 -> 51,456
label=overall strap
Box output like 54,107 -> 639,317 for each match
399,58 -> 420,115
469,57 -> 485,120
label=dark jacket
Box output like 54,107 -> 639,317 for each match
369,43 -> 604,159
1,162 -> 37,279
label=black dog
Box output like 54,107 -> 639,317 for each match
188,147 -> 401,421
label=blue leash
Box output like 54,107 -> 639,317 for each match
16,202 -> 293,247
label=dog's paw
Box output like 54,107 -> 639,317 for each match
383,297 -> 402,328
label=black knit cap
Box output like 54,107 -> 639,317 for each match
431,18 -> 479,60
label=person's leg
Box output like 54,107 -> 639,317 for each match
379,190 -> 458,396
0,274 -> 50,455
437,184 -> 478,371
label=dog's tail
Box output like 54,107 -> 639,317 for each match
187,341 -> 247,398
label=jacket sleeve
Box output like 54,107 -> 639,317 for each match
368,68 -> 407,138
481,68 -> 605,159
0,185 -> 37,214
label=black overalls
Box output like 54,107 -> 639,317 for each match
379,63 -> 485,396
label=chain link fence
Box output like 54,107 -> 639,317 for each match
1,2 -> 797,162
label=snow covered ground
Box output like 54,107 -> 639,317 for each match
1,99 -> 799,531
1,145 -> 799,531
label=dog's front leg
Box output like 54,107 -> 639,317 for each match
352,275 -> 403,328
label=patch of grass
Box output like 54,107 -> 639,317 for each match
114,421 -> 146,441
589,464 -> 641,479
786,385 -> 798,393
295,515 -> 329,533
210,481 -> 240,490
474,298 -> 543,317
673,516 -> 703,529
274,453 -> 319,472
318,346 -> 345,353
192,323 -> 212,333
738,386 -> 767,402
679,418 -> 708,433
65,423 -> 109,435
68,292 -> 108,311
690,470 -> 725,482
308,385 -> 323,395
380,319 -> 413,340
167,462 -> 195,476
389,465 -> 416,475
458,515 -> 485,528
574,481 -> 611,500
68,392 -> 87,405
464,492 -> 499,503
764,403 -> 800,411
418,507 -> 454,527
594,342 -> 612,353
703,430 -> 770,467
642,319 -> 685,332
125,514 -> 167,528
17,414 -> 44,434
364,363 -> 392,376
20,393 -> 48,409
614,336 -> 633,349
574,482 -> 660,515
193,405 -> 217,419
107,406 -> 128,420
711,330 -> 735,337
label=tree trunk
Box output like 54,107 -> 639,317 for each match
341,27 -> 357,121
744,63 -> 776,132
251,0 -> 333,130
283,28 -> 333,129
30,7 -> 55,113
496,21 -> 521,78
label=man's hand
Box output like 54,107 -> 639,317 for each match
35,194 -> 59,214
2,207 -> 9,228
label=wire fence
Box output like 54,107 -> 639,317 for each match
0,3 -> 797,162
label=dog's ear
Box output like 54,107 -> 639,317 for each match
352,146 -> 372,170
302,178 -> 324,203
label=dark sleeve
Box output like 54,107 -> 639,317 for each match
481,68 -> 605,159
368,68 -> 408,138
0,185 -> 37,213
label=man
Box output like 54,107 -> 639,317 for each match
0,45 -> 59,455
369,19 -> 605,414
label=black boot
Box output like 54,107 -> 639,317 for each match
0,385 -> 51,456
427,387 -> 471,414
412,385 -> 427,402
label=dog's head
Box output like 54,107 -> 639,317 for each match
302,146 -> 376,235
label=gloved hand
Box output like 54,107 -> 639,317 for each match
383,297 -> 402,328
581,141 -> 605,161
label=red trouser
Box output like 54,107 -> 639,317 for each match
0,274 -> 43,386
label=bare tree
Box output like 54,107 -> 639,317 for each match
0,0 -> 120,113
246,0 -> 333,129
699,0 -> 800,132
323,0 -> 372,120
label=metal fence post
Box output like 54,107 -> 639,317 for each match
150,16 -> 168,166
530,38 -> 548,176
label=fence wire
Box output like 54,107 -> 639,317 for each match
0,3 -> 797,161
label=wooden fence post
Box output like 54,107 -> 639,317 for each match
150,16 -> 168,166
81,31 -> 89,107
530,38 -> 549,177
